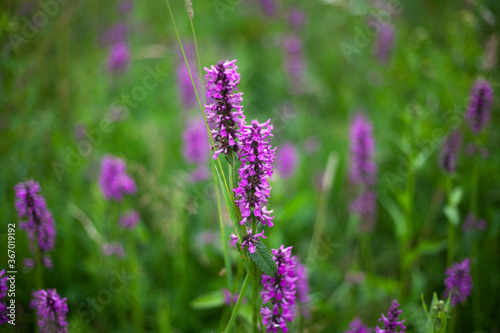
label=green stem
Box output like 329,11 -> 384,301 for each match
225,273 -> 251,333
213,164 -> 233,290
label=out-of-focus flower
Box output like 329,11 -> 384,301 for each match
284,36 -> 306,94
346,317 -> 371,333
349,114 -> 376,187
261,245 -> 297,333
374,22 -> 395,64
465,79 -> 493,134
14,180 -> 56,254
375,300 -> 406,333
439,130 -> 462,173
304,136 -> 321,154
258,0 -> 276,17
204,60 -> 245,159
31,289 -> 68,333
119,210 -> 140,230
350,190 -> 377,232
102,242 -> 125,258
100,24 -> 130,47
99,156 -> 137,202
221,288 -> 245,306
183,118 -> 209,164
234,120 -> 276,227
444,258 -> 473,306
345,271 -> 366,285
294,258 -> 310,318
118,0 -> 134,14
177,43 -> 201,109
462,213 -> 487,232
465,143 -> 489,159
276,142 -> 298,179
107,41 -> 131,73
288,9 -> 305,29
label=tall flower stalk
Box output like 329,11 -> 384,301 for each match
14,180 -> 56,288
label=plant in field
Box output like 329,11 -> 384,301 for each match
439,130 -> 462,173
375,300 -> 406,333
444,258 -> 472,306
346,317 -> 371,333
373,22 -> 395,64
261,245 -> 297,333
421,293 -> 451,333
204,60 -> 245,159
14,180 -> 56,268
235,119 -> 276,227
99,155 -> 137,201
31,289 -> 68,333
276,142 -> 298,179
182,117 -> 209,182
349,113 -> 377,231
465,79 -> 493,134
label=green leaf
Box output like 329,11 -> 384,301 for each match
421,294 -> 429,316
248,241 -> 277,277
403,240 -> 447,269
190,290 -> 224,309
379,193 -> 407,240
449,186 -> 463,207
443,205 -> 460,227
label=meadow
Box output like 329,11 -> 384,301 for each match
0,0 -> 499,332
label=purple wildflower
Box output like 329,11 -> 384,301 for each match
119,210 -> 140,230
31,289 -> 68,333
241,229 -> 267,253
230,233 -> 238,248
375,300 -> 406,333
229,230 -> 267,253
284,36 -> 305,94
350,190 -> 377,232
258,0 -> 276,17
183,118 -> 209,165
234,119 -> 276,227
288,9 -> 305,30
346,317 -> 371,333
444,258 -> 473,306
102,243 -> 125,258
14,180 -> 56,254
462,213 -> 487,232
349,114 -> 376,187
204,60 -> 245,159
100,23 -> 129,47
466,79 -> 494,134
439,130 -> 462,173
107,41 -> 131,73
99,156 -> 137,201
261,245 -> 297,333
374,23 -> 395,64
276,142 -> 298,179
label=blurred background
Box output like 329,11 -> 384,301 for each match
0,0 -> 499,332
